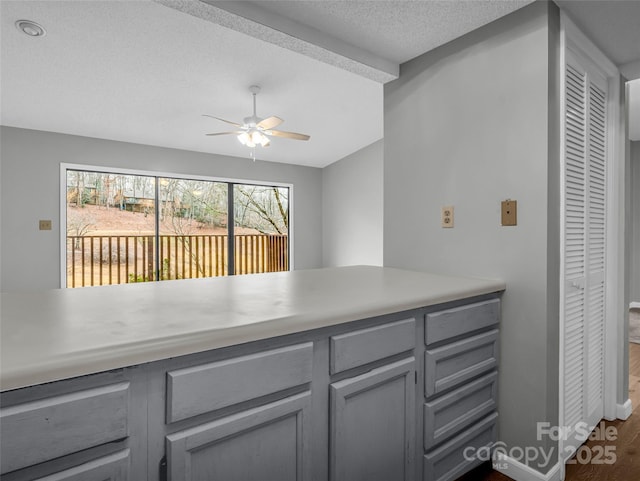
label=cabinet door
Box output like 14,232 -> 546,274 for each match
330,357 -> 415,481
166,391 -> 311,481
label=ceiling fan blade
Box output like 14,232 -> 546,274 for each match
202,114 -> 243,128
205,131 -> 244,136
266,130 -> 310,141
257,116 -> 284,130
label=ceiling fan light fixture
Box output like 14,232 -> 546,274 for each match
204,85 -> 309,159
251,130 -> 269,147
238,129 -> 269,148
237,132 -> 250,146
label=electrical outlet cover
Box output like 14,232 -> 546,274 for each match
442,206 -> 454,228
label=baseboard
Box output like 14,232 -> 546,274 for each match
616,399 -> 632,420
630,301 -> 640,309
493,454 -> 561,481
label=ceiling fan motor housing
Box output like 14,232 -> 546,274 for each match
243,115 -> 262,127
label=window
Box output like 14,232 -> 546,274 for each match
234,184 -> 289,274
63,166 -> 290,288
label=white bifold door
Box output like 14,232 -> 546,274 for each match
561,47 -> 608,459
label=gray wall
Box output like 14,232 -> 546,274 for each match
384,1 -> 559,472
0,126 -> 323,292
631,141 -> 640,302
322,139 -> 383,267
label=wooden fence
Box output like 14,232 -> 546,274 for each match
66,234 -> 289,288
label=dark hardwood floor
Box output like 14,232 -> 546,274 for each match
458,342 -> 640,481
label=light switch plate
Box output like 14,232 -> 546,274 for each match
501,200 -> 517,226
39,220 -> 52,231
441,206 -> 454,228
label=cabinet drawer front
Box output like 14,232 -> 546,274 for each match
0,382 -> 129,474
167,342 -> 313,423
423,413 -> 497,481
424,372 -> 497,449
35,449 -> 130,481
330,318 -> 415,374
167,392 -> 311,481
425,330 -> 498,397
425,299 -> 499,346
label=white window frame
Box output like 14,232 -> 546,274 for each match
60,162 -> 294,288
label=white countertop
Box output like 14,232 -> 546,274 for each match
0,266 -> 504,391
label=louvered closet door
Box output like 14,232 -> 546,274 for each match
562,49 -> 608,458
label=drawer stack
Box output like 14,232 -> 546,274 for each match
423,299 -> 500,481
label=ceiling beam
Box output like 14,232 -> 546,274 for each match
153,0 -> 398,84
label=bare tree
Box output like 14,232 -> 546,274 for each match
234,186 -> 288,234
66,208 -> 96,248
158,179 -> 228,234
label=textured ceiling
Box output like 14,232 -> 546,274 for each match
1,0 -> 638,165
0,0 -> 382,167
234,0 -> 534,64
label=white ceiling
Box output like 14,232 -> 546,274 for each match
555,0 -> 640,67
0,0 -> 382,167
1,0 -> 639,166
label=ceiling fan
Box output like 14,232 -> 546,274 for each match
204,85 -> 310,159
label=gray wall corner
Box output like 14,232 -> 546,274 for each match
545,0 -> 562,433
383,1 -> 557,472
322,139 -> 383,268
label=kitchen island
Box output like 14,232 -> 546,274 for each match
0,266 -> 505,481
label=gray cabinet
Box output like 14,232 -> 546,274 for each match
422,299 -> 500,481
165,342 -> 313,423
0,294 -> 501,481
424,329 -> 499,397
329,318 -> 415,374
167,392 -> 311,481
330,357 -> 415,481
423,372 -> 497,450
423,413 -> 497,481
1,382 -> 129,473
163,343 -> 314,481
33,450 -> 130,481
0,369 -> 145,481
